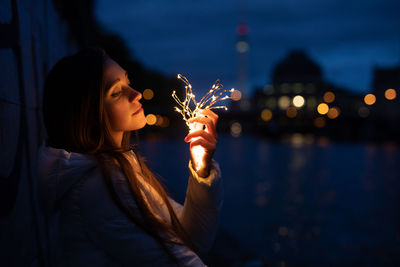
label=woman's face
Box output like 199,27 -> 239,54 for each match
103,57 -> 146,144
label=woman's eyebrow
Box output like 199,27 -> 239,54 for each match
106,78 -> 121,92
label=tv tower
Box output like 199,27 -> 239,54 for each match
236,0 -> 250,109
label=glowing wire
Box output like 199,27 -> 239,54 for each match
172,74 -> 236,171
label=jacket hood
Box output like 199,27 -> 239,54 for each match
37,145 -> 98,212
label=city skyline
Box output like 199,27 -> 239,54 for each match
95,0 -> 400,96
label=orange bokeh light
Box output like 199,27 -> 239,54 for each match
261,109 -> 273,121
384,89 -> 396,100
317,103 -> 329,115
146,114 -> 157,125
364,94 -> 376,105
231,89 -> 242,101
286,107 -> 297,118
143,89 -> 154,100
327,107 -> 340,119
323,91 -> 335,103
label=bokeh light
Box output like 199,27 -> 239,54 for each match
327,107 -> 340,119
323,91 -> 335,103
292,95 -> 305,108
261,109 -> 273,121
286,107 -> 297,118
314,117 -> 326,128
364,94 -> 376,105
278,96 -> 291,110
146,114 -> 157,125
231,89 -> 242,101
317,103 -> 329,115
230,122 -> 242,137
143,89 -> 154,100
155,115 -> 163,126
384,89 -> 396,100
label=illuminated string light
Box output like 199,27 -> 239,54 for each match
172,74 -> 235,170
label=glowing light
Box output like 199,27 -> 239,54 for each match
143,89 -> 154,100
236,41 -> 249,53
172,74 -> 233,171
230,122 -> 242,137
385,89 -> 396,100
327,107 -> 340,119
231,89 -> 242,101
323,91 -> 335,103
314,117 -> 326,128
261,109 -> 273,121
292,95 -> 305,108
317,103 -> 329,115
364,94 -> 376,105
286,107 -> 297,118
155,115 -> 164,126
146,114 -> 157,125
278,96 -> 291,110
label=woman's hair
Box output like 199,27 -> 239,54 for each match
43,48 -> 193,264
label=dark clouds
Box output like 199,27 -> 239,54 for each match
96,0 -> 400,94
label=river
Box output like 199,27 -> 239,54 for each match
139,134 -> 400,266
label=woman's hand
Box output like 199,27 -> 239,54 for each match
184,109 -> 218,177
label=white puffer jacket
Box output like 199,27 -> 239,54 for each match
37,145 -> 223,266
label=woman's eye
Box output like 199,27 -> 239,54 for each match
111,91 -> 122,97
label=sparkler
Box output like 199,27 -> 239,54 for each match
172,74 -> 236,172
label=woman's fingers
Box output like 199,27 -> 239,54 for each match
197,109 -> 218,121
196,109 -> 218,128
184,129 -> 217,144
188,116 -> 217,137
190,138 -> 216,151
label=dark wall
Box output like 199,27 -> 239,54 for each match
0,0 -> 79,265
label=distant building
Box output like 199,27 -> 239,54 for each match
372,65 -> 400,120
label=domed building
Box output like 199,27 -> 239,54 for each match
272,50 -> 323,85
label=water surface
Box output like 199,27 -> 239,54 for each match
139,134 -> 400,265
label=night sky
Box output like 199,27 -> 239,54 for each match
95,0 -> 400,95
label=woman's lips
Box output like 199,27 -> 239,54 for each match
132,105 -> 143,115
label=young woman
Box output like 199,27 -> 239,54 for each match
38,48 -> 223,266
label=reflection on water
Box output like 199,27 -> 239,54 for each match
139,134 -> 400,265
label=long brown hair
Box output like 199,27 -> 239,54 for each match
42,48 -> 193,264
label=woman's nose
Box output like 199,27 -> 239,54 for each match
129,88 -> 142,102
